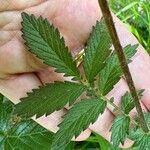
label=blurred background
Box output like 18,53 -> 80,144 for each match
110,0 -> 150,54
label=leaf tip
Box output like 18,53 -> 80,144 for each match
21,12 -> 28,18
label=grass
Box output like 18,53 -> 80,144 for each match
109,0 -> 150,53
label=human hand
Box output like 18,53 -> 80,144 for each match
0,0 -> 150,147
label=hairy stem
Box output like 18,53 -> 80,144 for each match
98,0 -> 149,132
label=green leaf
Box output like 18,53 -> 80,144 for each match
129,113 -> 150,150
0,93 -> 3,104
83,19 -> 112,83
99,44 -> 138,95
51,98 -> 107,150
14,81 -> 86,118
121,90 -> 144,114
110,115 -> 130,147
121,92 -> 135,115
21,12 -> 80,80
130,129 -> 150,150
0,96 -> 53,150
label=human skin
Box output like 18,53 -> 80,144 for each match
0,0 -> 150,147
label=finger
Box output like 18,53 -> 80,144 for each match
0,31 -> 16,47
0,11 -> 21,30
0,73 -> 67,133
0,1 -> 58,30
0,0 -> 45,12
33,109 -> 66,133
50,0 -> 101,52
0,73 -> 41,103
89,108 -> 114,141
0,34 -> 46,78
36,68 -> 64,84
128,48 -> 150,111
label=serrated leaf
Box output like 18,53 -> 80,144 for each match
0,93 -> 3,104
121,90 -> 144,114
121,92 -> 135,115
129,113 -> 150,150
99,44 -> 138,96
0,95 -> 53,150
83,19 -> 112,83
21,12 -> 80,80
130,129 -> 150,150
51,98 -> 107,150
14,81 -> 86,118
111,115 -> 130,147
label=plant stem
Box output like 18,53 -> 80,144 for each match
91,86 -> 137,125
98,0 -> 149,132
100,94 -> 122,113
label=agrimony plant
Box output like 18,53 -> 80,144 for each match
13,3 -> 150,149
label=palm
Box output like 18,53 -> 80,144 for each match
0,0 -> 150,146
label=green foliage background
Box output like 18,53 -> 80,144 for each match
109,0 -> 150,53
